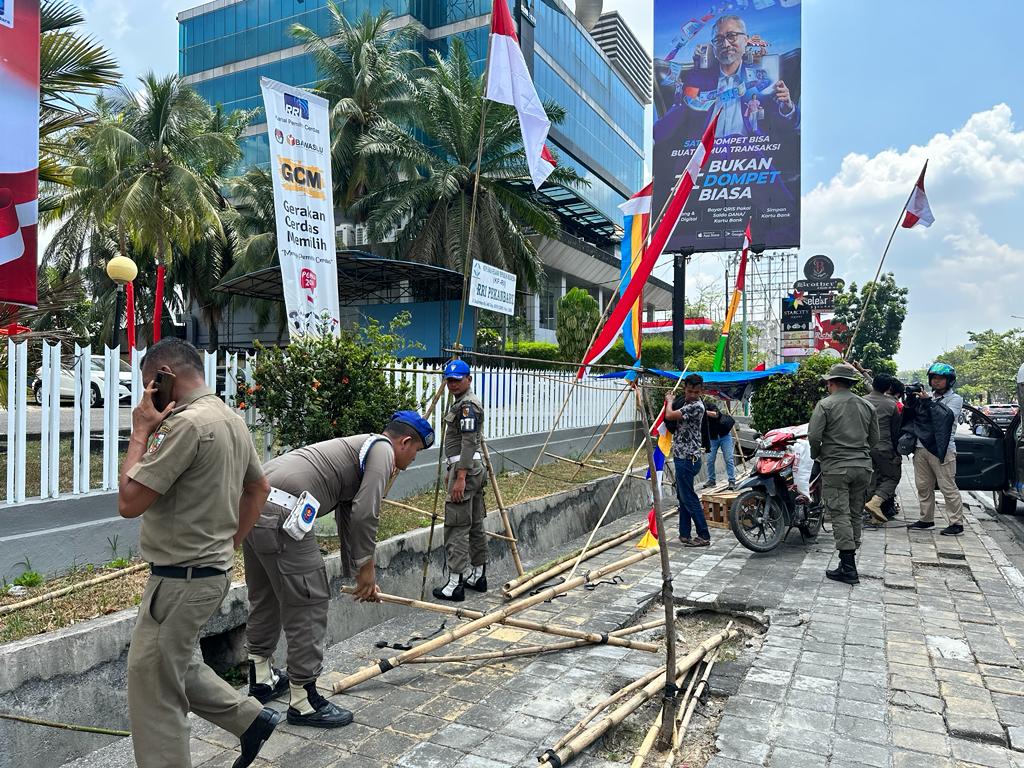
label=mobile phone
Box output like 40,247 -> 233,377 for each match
153,371 -> 176,412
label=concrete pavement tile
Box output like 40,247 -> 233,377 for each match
429,723 -> 491,751
888,708 -> 945,732
1008,726 -> 1024,752
774,725 -> 832,755
470,733 -> 534,763
891,751 -> 953,768
274,741 -> 351,768
890,675 -> 940,697
950,737 -> 1013,767
889,691 -> 945,714
831,736 -> 893,767
945,713 -> 1008,746
835,714 -> 889,743
395,741 -> 469,768
716,735 -> 771,765
839,699 -> 888,722
890,726 -> 950,756
768,746 -> 829,767
787,689 -> 836,713
839,681 -> 886,703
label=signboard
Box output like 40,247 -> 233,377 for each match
0,0 -> 40,307
814,315 -> 847,354
794,278 -> 843,293
261,78 -> 340,338
651,0 -> 801,253
782,347 -> 815,357
468,259 -> 517,316
803,254 -> 835,280
795,292 -> 834,312
781,308 -> 811,332
782,330 -> 814,343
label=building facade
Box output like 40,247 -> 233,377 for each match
178,0 -> 669,345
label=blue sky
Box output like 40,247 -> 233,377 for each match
77,0 -> 1024,368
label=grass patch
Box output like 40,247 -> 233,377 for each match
0,447 -> 643,645
0,438 -> 124,499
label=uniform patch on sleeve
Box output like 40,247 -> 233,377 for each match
459,404 -> 479,433
148,427 -> 169,455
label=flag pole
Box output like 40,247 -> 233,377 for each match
844,160 -> 926,363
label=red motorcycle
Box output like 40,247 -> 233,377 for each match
729,424 -> 823,553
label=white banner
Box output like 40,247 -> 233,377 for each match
260,77 -> 340,338
468,259 -> 517,316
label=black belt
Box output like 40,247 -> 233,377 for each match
151,565 -> 228,579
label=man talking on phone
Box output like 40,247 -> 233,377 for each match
118,338 -> 278,768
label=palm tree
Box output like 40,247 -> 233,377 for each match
357,39 -> 585,291
290,5 -> 422,217
38,0 -> 119,196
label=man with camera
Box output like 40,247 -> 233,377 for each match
904,363 -> 964,536
864,374 -> 902,526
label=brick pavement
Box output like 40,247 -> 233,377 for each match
66,467 -> 1024,768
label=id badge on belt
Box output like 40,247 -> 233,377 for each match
282,491 -> 321,541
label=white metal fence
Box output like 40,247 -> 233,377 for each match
2,340 -> 634,507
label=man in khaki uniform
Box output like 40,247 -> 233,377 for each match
118,338 -> 277,768
808,363 -> 878,585
864,374 -> 902,525
433,359 -> 488,602
243,412 -> 433,727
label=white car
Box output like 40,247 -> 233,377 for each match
32,355 -> 132,408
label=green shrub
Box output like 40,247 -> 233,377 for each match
750,354 -> 866,433
13,570 -> 43,588
244,314 -> 417,452
507,341 -> 562,370
555,288 -> 600,364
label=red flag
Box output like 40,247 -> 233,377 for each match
901,161 -> 934,229
577,111 -> 721,378
153,264 -> 166,342
126,281 -> 136,360
637,506 -> 659,550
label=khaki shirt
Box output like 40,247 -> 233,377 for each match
443,390 -> 484,470
263,435 -> 395,574
127,386 -> 264,570
865,391 -> 899,451
808,388 -> 879,472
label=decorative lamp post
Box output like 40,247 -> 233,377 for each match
106,256 -> 138,348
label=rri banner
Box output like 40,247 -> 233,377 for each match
652,1 -> 801,253
261,77 -> 340,338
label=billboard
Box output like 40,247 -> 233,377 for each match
652,0 -> 801,253
261,78 -> 341,338
0,0 -> 41,307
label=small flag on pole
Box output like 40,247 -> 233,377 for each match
901,161 -> 934,229
619,184 -> 652,364
637,507 -> 659,550
486,0 -> 554,189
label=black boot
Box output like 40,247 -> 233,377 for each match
826,550 -> 859,585
465,564 -> 487,593
233,707 -> 282,768
247,658 -> 289,704
432,572 -> 465,602
286,681 -> 353,728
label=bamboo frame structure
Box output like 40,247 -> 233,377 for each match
572,384 -> 635,482
481,437 -> 524,576
0,563 -> 148,616
331,547 -> 659,694
544,451 -> 649,479
0,711 -> 130,738
340,587 -> 659,652
661,636 -> 728,768
407,617 -> 667,665
538,628 -> 739,767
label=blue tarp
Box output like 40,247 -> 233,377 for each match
595,364 -> 799,383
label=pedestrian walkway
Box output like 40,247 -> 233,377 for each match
64,466 -> 1024,767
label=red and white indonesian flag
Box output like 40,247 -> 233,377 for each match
901,161 -> 934,229
577,111 -> 721,378
0,0 -> 41,307
486,0 -> 554,189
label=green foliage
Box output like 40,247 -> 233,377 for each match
244,315 -> 417,451
832,273 -> 908,375
475,327 -> 503,355
13,570 -> 44,589
555,288 -> 600,364
507,342 -> 562,370
751,354 -> 846,434
106,558 -> 132,569
936,328 -> 1024,402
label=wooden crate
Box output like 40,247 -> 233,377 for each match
700,489 -> 740,529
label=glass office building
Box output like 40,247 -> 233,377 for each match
178,0 -> 668,342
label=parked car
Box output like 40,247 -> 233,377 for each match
955,404 -> 1023,515
32,355 -> 132,408
980,403 -> 1019,428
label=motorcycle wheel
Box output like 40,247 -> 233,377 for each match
729,489 -> 786,553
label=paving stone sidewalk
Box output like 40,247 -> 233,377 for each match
66,468 -> 1024,768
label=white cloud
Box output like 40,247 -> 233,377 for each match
80,0 -> 133,40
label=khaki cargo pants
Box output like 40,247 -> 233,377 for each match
243,507 -> 331,686
128,572 -> 262,768
822,466 -> 872,552
913,450 -> 964,524
868,447 -> 902,504
444,463 -> 487,574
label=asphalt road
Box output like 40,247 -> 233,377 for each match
0,404 -> 132,436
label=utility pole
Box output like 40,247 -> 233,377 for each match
672,251 -> 688,369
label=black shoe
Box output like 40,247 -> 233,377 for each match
884,508 -> 899,520
940,524 -> 964,536
826,564 -> 860,585
727,481 -> 736,491
907,520 -> 934,530
287,683 -> 353,729
465,565 -> 487,593
248,662 -> 289,704
432,574 -> 465,602
233,707 -> 282,768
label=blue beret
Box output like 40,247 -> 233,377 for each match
390,410 -> 434,449
443,359 -> 471,380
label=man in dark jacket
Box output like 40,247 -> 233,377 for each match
702,396 -> 737,490
864,375 -> 902,525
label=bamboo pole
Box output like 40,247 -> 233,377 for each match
408,617 -> 667,665
538,629 -> 739,767
332,547 -> 660,694
634,384 -> 682,750
340,587 -> 659,652
632,660 -> 702,768
0,711 -> 130,738
484,530 -> 516,542
419,388 -> 451,600
0,563 -> 148,616
662,636 -> 728,768
383,498 -> 434,517
544,451 -> 648,479
481,437 -> 524,576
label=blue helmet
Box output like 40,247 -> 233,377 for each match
927,362 -> 956,388
443,358 -> 471,380
389,410 -> 434,449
